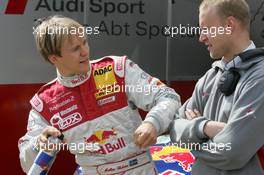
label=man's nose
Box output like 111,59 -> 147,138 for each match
81,46 -> 89,57
199,33 -> 207,43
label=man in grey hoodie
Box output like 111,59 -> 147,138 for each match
170,0 -> 264,174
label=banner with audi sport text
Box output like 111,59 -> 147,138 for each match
1,0 -> 263,84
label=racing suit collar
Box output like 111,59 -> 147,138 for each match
57,63 -> 91,87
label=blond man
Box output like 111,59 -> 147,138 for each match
19,15 -> 180,174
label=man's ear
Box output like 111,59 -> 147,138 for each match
48,55 -> 58,64
225,16 -> 237,33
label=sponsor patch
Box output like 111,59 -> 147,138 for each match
71,74 -> 88,85
94,65 -> 112,76
97,96 -> 116,106
85,128 -> 127,155
93,64 -> 117,89
116,59 -> 123,71
49,96 -> 75,111
30,95 -> 43,112
48,91 -> 72,104
60,105 -> 78,116
95,85 -> 120,99
50,112 -> 82,130
114,57 -> 125,77
96,152 -> 150,174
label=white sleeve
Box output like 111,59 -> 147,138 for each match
125,59 -> 181,134
18,109 -> 49,173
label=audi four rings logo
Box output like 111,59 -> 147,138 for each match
5,0 -> 28,14
50,112 -> 82,130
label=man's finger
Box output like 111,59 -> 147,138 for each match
141,136 -> 156,148
135,132 -> 147,147
185,110 -> 191,119
194,109 -> 201,116
43,127 -> 61,138
133,131 -> 141,146
187,109 -> 197,117
39,135 -> 48,143
185,110 -> 194,120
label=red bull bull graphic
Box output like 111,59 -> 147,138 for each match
150,143 -> 195,175
85,128 -> 126,154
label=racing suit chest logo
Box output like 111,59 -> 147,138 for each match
47,92 -> 83,130
85,128 -> 126,154
94,65 -> 112,76
93,63 -> 117,91
50,112 -> 82,130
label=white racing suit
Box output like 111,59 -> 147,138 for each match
18,56 -> 181,175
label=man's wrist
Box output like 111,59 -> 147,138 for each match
143,117 -> 160,134
198,119 -> 210,139
203,121 -> 226,138
203,120 -> 211,138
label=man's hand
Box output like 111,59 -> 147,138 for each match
133,122 -> 157,149
185,108 -> 201,120
36,126 -> 63,152
185,109 -> 226,138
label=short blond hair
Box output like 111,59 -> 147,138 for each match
33,15 -> 84,63
200,0 -> 251,30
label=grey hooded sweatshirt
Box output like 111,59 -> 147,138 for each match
170,43 -> 264,175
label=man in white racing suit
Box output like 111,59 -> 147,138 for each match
18,15 -> 180,175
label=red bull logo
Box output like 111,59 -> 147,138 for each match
85,128 -> 126,154
150,145 -> 194,174
159,152 -> 194,172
